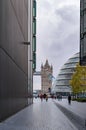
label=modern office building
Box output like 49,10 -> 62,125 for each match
80,0 -> 86,65
52,53 -> 79,96
0,0 -> 36,121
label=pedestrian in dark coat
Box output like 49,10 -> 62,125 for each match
68,94 -> 71,105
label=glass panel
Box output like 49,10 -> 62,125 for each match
80,1 -> 84,10
84,37 -> 86,54
33,52 -> 36,70
63,63 -> 77,68
32,36 -> 36,52
60,68 -> 74,73
84,1 -> 86,9
80,39 -> 84,58
57,80 -> 70,85
80,10 -> 84,16
66,58 -> 79,64
33,52 -> 36,62
58,74 -> 72,80
33,0 -> 36,17
84,13 -> 86,32
33,62 -> 36,70
33,18 -> 36,35
33,0 -> 36,8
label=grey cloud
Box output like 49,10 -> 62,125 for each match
50,19 -> 79,45
39,0 -> 52,11
55,5 -> 80,24
37,0 -> 79,78
39,14 -> 79,46
43,28 -> 79,63
37,22 -> 79,65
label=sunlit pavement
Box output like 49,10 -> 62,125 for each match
0,98 -> 85,130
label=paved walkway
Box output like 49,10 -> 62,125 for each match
53,98 -> 86,130
54,98 -> 86,119
0,98 -> 78,130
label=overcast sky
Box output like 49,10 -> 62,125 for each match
33,0 -> 80,90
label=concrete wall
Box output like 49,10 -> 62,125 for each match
0,0 -> 32,121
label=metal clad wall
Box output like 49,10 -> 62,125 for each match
80,0 -> 86,65
0,0 -> 32,121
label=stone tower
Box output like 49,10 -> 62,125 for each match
41,60 -> 53,93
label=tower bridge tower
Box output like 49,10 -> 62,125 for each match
41,60 -> 53,93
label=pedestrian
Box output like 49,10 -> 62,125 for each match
43,93 -> 46,99
40,94 -> 43,101
68,94 -> 71,105
46,95 -> 48,102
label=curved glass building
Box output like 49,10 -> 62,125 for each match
52,53 -> 79,96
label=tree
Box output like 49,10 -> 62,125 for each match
70,64 -> 86,94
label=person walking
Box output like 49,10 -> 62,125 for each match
40,94 -> 43,101
68,94 -> 71,105
46,95 -> 48,102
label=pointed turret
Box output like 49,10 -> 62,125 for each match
51,64 -> 53,69
51,64 -> 53,72
41,63 -> 43,67
41,63 -> 43,69
44,59 -> 49,67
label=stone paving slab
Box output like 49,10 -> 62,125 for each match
53,98 -> 86,130
54,98 -> 86,119
0,99 -> 78,130
54,101 -> 85,130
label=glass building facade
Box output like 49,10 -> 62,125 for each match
52,53 -> 79,96
32,0 -> 36,72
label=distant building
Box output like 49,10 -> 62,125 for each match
0,0 -> 36,121
80,0 -> 86,65
41,60 -> 53,93
52,53 -> 79,96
